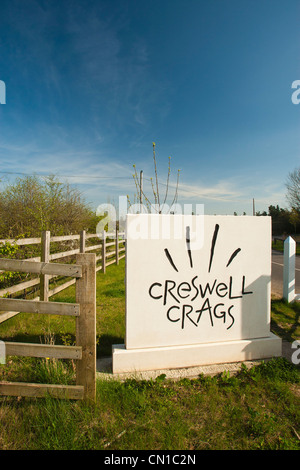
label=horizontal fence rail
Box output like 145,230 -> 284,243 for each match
0,229 -> 125,324
0,382 -> 85,400
0,277 -> 40,297
0,253 -> 96,401
0,298 -> 80,316
4,342 -> 82,360
0,258 -> 82,277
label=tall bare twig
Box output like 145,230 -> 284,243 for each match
152,142 -> 160,209
131,143 -> 180,213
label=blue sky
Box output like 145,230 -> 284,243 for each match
0,0 -> 299,215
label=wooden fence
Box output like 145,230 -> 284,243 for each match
0,253 -> 96,401
0,230 -> 125,323
283,236 -> 300,303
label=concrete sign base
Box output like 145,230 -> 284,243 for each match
112,333 -> 281,373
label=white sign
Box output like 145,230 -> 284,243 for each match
126,214 -> 272,349
112,214 -> 281,373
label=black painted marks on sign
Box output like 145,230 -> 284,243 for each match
165,224 -> 242,273
186,226 -> 193,268
226,248 -> 242,268
164,248 -> 178,272
208,224 -> 219,273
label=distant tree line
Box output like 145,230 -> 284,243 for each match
255,205 -> 299,235
257,167 -> 300,235
233,168 -> 300,235
0,175 -> 100,239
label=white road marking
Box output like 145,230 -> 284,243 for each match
272,261 -> 300,271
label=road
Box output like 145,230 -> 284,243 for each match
272,250 -> 300,298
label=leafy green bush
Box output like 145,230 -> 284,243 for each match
0,174 -> 99,238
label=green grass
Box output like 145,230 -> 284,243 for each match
271,299 -> 300,342
272,240 -> 300,255
0,259 -> 126,357
0,259 -> 299,450
0,358 -> 298,450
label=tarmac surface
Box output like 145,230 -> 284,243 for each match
272,249 -> 300,298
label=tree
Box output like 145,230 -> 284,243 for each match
289,208 -> 300,233
0,175 -> 97,238
286,167 -> 300,212
131,142 -> 181,213
268,205 -> 292,235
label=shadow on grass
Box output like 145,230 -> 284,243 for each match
271,299 -> 300,342
97,334 -> 124,358
1,332 -> 124,359
1,333 -> 124,358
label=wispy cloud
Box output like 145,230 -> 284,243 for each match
0,143 -> 131,181
176,180 -> 241,202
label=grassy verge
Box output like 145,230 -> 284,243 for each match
0,259 -> 299,450
272,240 -> 300,255
271,299 -> 300,342
0,358 -> 298,450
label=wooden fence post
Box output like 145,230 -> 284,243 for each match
75,253 -> 96,402
115,228 -> 119,265
80,230 -> 86,253
102,230 -> 106,273
40,231 -> 50,301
